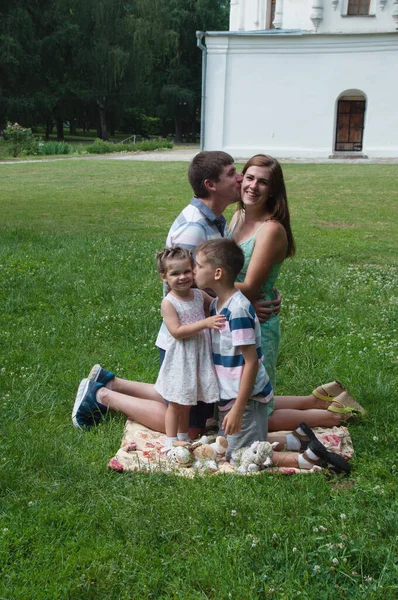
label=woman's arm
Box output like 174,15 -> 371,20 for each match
235,221 -> 287,302
162,298 -> 225,340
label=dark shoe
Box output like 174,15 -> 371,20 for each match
88,364 -> 115,386
290,422 -> 317,451
305,439 -> 351,474
72,378 -> 107,430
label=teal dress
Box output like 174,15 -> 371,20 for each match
228,220 -> 282,416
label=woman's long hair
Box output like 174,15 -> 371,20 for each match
239,154 -> 295,257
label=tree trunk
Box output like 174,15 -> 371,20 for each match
69,119 -> 77,135
45,118 -> 53,140
97,99 -> 108,140
56,118 -> 64,141
174,118 -> 183,144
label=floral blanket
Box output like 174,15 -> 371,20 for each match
108,420 -> 354,477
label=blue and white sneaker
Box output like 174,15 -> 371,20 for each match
88,364 -> 115,386
72,378 -> 107,430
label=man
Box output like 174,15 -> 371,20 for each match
156,151 -> 280,438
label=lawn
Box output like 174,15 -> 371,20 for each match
0,159 -> 397,599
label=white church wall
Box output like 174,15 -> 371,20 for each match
230,0 -> 398,33
203,33 -> 398,158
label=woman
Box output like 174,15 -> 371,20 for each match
228,154 -> 364,431
228,154 -> 294,391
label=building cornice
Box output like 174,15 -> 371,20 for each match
204,31 -> 398,55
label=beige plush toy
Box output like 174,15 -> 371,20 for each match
192,436 -> 228,462
230,441 -> 279,473
166,445 -> 193,468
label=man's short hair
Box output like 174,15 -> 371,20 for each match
196,238 -> 244,283
188,151 -> 234,198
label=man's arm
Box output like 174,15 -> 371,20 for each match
252,288 -> 281,322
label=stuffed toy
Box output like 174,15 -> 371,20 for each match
166,445 -> 193,468
230,441 -> 279,473
192,436 -> 228,462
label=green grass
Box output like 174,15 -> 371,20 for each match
0,160 -> 397,599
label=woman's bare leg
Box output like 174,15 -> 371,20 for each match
268,408 -> 343,432
98,387 -> 167,432
271,452 -> 299,468
274,385 -> 339,411
110,377 -> 163,402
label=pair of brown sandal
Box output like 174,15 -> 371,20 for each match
313,381 -> 366,419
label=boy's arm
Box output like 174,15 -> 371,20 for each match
222,344 -> 259,436
162,298 -> 225,340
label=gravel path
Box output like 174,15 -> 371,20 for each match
1,146 -> 398,165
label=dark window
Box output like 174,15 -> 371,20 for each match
268,0 -> 276,28
347,0 -> 371,15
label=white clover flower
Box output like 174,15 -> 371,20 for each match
313,565 -> 321,574
373,436 -> 379,442
319,526 -> 327,532
2,528 -> 9,534
332,558 -> 339,566
313,527 -> 319,533
292,547 -> 298,553
364,575 -> 373,583
231,510 -> 237,517
340,513 -> 347,520
272,533 -> 278,540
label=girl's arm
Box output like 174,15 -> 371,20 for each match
235,221 -> 287,302
162,298 -> 225,340
221,344 -> 258,436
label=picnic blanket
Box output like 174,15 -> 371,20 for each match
108,420 -> 354,477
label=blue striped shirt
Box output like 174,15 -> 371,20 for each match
210,291 -> 272,407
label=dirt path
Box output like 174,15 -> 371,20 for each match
1,145 -> 398,165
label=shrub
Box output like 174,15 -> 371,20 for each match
3,122 -> 40,157
86,138 -> 173,154
40,141 -> 78,155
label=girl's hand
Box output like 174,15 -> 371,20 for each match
222,408 -> 243,436
204,315 -> 226,330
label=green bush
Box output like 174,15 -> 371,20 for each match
3,122 -> 40,157
40,141 -> 79,155
86,138 -> 173,154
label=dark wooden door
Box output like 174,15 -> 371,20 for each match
335,99 -> 366,152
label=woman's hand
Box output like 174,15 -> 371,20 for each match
253,288 -> 281,322
204,315 -> 226,330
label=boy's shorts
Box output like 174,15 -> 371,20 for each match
158,347 -> 215,429
218,400 -> 269,459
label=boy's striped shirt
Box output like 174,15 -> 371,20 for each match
210,290 -> 273,408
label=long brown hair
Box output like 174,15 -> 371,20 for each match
240,154 -> 295,257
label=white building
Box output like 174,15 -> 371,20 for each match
197,0 -> 398,158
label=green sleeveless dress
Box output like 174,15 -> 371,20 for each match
229,221 -> 283,416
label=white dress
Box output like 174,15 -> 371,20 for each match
154,289 -> 219,406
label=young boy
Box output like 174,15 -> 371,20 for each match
194,238 -> 351,473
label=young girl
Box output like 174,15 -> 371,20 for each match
154,247 -> 225,450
